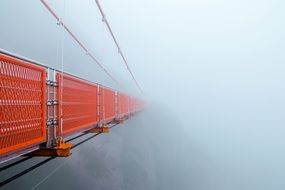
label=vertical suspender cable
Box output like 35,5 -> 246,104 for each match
59,0 -> 66,138
93,0 -> 144,94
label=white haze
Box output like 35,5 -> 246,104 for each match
103,0 -> 285,189
1,0 -> 285,190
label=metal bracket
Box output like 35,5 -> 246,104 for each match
47,100 -> 59,106
46,79 -> 52,85
52,81 -> 58,87
47,119 -> 58,126
46,80 -> 58,87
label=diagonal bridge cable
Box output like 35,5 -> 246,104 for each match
94,0 -> 144,94
40,0 -> 119,84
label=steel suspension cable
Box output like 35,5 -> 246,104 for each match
94,0 -> 144,94
40,0 -> 119,84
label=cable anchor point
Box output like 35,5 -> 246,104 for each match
102,14 -> 107,22
57,18 -> 63,26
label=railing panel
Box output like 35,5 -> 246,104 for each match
57,73 -> 98,136
103,88 -> 116,122
118,93 -> 129,117
0,53 -> 46,155
129,97 -> 134,114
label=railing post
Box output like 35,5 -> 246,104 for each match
46,69 -> 58,147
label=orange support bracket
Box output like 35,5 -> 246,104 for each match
114,118 -> 125,124
27,138 -> 72,157
88,125 -> 109,133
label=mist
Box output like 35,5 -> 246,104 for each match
102,0 -> 285,189
1,0 -> 285,190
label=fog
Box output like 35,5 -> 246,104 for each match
1,0 -> 285,189
106,1 -> 285,188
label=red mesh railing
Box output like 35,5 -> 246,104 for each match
57,73 -> 98,136
129,97 -> 134,113
0,52 -> 144,158
118,93 -> 129,117
0,53 -> 47,155
103,88 -> 116,122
